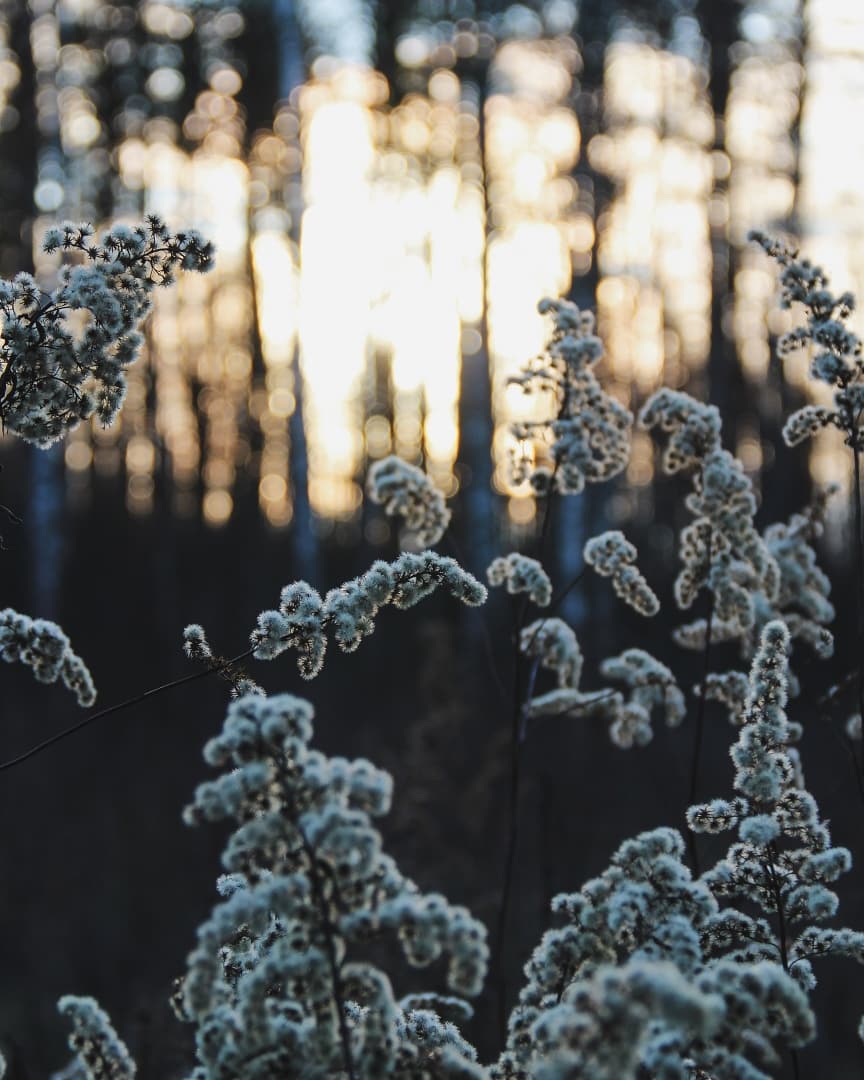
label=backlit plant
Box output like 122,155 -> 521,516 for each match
4,225 -> 864,1080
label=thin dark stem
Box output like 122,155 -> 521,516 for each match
687,535 -> 716,877
297,826 -> 357,1080
496,460 -> 562,1037
494,571 -> 590,1030
0,648 -> 255,773
764,845 -> 801,1080
548,566 -> 585,616
534,475 -> 557,560
0,557 -> 473,776
519,658 -> 541,743
496,603 -> 527,1039
556,688 -> 621,717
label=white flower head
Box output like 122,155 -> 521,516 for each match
0,608 -> 96,706
509,296 -> 632,495
487,553 -> 552,607
584,530 -> 659,616
0,217 -> 211,447
367,455 -> 451,546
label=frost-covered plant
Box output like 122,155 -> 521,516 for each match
366,456 -> 451,547
497,958 -> 723,1080
520,618 -> 684,748
680,489 -> 836,711
509,297 -> 631,495
486,553 -> 552,607
599,649 -> 686,748
754,232 -> 864,765
183,552 -> 487,682
519,617 -> 582,691
495,827 -> 813,1079
57,996 -> 136,1079
640,389 -> 779,638
750,231 -> 862,452
0,607 -> 96,706
9,218 -> 864,1078
176,692 -> 489,1078
760,491 -> 836,666
690,622 -> 864,997
0,218 -> 212,447
584,530 -> 660,616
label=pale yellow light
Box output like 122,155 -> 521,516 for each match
65,441 -> 92,472
126,436 -> 155,474
259,473 -> 287,501
203,489 -> 233,526
251,231 -> 298,364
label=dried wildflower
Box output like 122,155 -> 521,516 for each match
0,607 -> 95,706
641,389 -> 779,638
509,297 -> 631,494
179,693 -> 488,1075
57,996 -> 136,1079
185,553 -> 487,685
497,827 -> 812,1078
1,218 -> 211,447
691,622 -> 864,992
501,959 -> 722,1080
584,530 -> 660,616
520,619 -> 683,749
677,487 -> 836,700
600,649 -> 686,742
520,617 -> 582,689
486,553 -> 552,607
366,455 -> 451,546
752,231 -> 864,451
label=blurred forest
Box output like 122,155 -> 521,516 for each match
2,0 -> 864,1075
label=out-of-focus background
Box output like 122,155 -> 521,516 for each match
2,0 -> 864,1074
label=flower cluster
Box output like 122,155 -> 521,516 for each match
57,996 -> 136,1079
519,617 -> 582,689
751,231 -> 864,451
177,692 -> 489,1077
584,530 -> 660,616
748,492 -> 835,691
690,622 -> 864,993
366,455 -> 451,546
486,552 -> 552,607
639,389 -> 722,473
240,552 -> 486,679
509,297 -> 631,495
0,607 -> 96,706
497,959 -> 722,1080
676,488 -> 836,700
13,217 -> 864,1077
495,827 -> 812,1078
641,389 -> 779,638
520,619 -> 684,749
599,649 -> 686,747
0,217 -> 212,447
